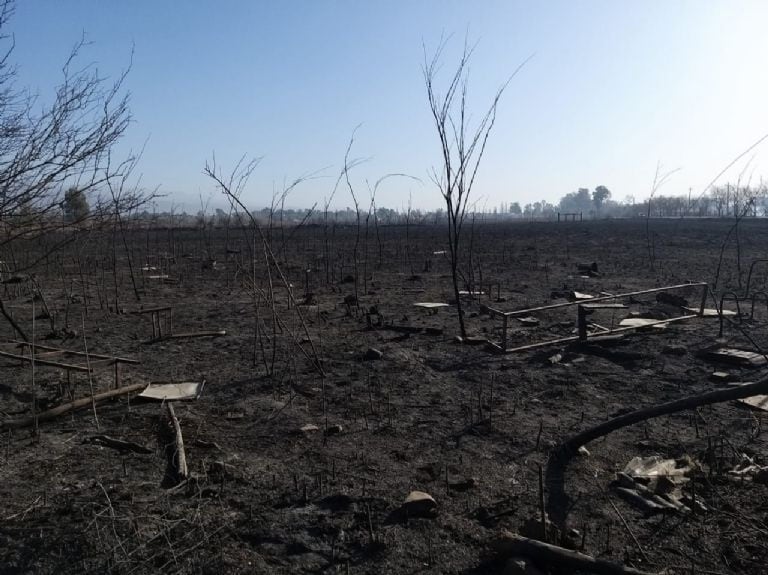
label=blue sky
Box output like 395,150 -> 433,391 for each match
11,1 -> 768,212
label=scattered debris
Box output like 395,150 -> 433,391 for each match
569,291 -> 593,301
517,316 -> 539,327
701,347 -> 767,367
138,381 -> 205,401
618,318 -> 668,330
684,307 -> 737,317
612,456 -> 696,514
413,302 -> 450,310
728,454 -> 768,482
737,393 -> 768,411
401,490 -> 437,518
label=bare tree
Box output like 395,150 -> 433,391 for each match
204,155 -> 325,378
0,1 -> 136,252
423,39 -> 527,337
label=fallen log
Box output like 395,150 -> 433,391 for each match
493,531 -> 659,575
166,403 -> 188,481
560,377 -> 768,454
1,383 -> 145,429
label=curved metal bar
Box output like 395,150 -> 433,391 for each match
745,259 -> 768,298
750,290 -> 768,320
719,291 -> 743,337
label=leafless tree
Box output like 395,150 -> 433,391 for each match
423,38 -> 527,337
204,155 -> 325,378
0,1 -> 154,338
0,1 -> 139,253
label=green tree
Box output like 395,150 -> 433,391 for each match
593,185 -> 612,210
62,187 -> 90,222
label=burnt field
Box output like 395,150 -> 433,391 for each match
2,217 -> 768,574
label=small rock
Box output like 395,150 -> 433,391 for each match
324,424 -> 343,436
577,446 -> 590,457
710,371 -> 733,382
548,353 -> 563,365
299,424 -> 319,434
454,335 -> 464,344
401,490 -> 437,518
363,348 -> 383,361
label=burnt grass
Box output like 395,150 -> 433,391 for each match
1,218 -> 768,574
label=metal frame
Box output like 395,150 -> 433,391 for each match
487,282 -> 710,353
1,340 -> 139,388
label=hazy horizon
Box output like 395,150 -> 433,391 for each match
13,1 -> 768,212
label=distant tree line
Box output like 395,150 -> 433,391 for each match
123,181 -> 768,229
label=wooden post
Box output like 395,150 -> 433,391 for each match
114,362 -> 121,390
577,305 -> 588,341
502,315 -> 508,352
699,283 -> 708,316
